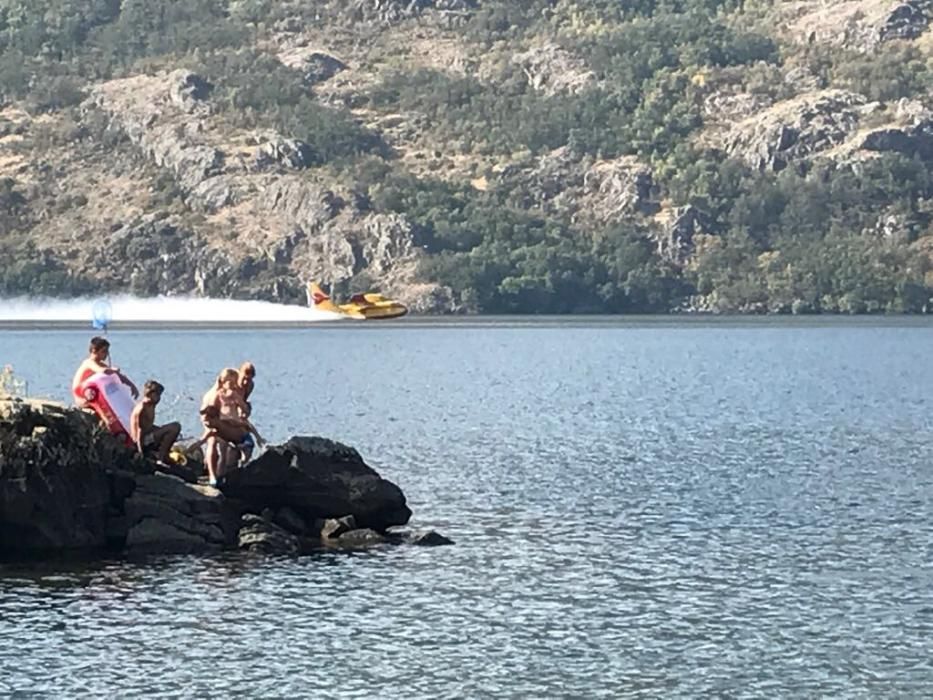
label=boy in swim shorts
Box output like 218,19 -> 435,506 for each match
131,380 -> 181,465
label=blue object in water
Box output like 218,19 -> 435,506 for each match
91,299 -> 113,331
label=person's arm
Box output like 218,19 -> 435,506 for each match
111,368 -> 139,398
187,428 -> 217,453
121,373 -> 139,399
234,393 -> 249,416
242,418 -> 266,447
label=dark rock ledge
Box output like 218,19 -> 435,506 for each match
0,398 -> 452,558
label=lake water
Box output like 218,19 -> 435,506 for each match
2,318 -> 933,697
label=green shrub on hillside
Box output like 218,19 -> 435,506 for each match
0,0 -> 931,312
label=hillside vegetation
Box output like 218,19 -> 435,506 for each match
1,0 -> 933,313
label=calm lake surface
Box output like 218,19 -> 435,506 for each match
2,318 -> 933,697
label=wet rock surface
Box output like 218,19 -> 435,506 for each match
238,513 -> 301,555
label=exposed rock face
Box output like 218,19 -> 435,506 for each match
238,513 -> 301,555
722,90 -> 868,171
512,45 -> 596,96
349,0 -> 477,24
786,0 -> 933,52
86,70 -> 456,310
276,44 -> 348,85
87,73 -> 236,212
321,515 -> 358,539
221,437 -> 412,532
879,0 -> 933,41
123,474 -> 233,553
253,132 -> 315,170
582,156 -> 656,221
0,399 -> 135,552
500,148 -> 655,226
169,70 -> 214,113
860,119 -> 933,160
653,206 -> 713,266
359,212 -> 416,274
99,216 -> 233,297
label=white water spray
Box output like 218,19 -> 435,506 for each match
0,295 -> 343,323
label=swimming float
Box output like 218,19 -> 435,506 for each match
79,371 -> 136,447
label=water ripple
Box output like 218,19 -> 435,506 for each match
2,323 -> 933,696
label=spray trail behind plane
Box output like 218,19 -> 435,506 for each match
0,296 -> 343,323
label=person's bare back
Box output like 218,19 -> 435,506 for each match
131,380 -> 181,464
131,401 -> 155,445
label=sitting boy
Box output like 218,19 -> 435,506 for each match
130,380 -> 181,465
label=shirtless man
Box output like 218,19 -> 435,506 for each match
200,368 -> 257,484
238,362 -> 256,417
189,405 -> 265,485
71,336 -> 139,405
130,380 -> 181,465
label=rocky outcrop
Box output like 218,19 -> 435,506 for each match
582,156 -> 656,220
98,216 -> 234,297
409,530 -> 455,546
87,71 -> 240,213
860,118 -> 933,160
253,132 -> 316,170
512,45 -> 596,97
498,147 -> 656,226
0,398 -> 135,552
879,0 -> 933,41
349,0 -> 477,24
786,0 -> 933,52
238,513 -> 301,555
721,90 -> 869,171
0,398 -> 441,559
221,437 -> 412,532
276,44 -> 348,85
652,206 -> 713,266
87,70 -> 456,310
123,474 -> 233,553
716,89 -> 933,172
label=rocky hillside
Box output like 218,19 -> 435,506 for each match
1,0 -> 933,313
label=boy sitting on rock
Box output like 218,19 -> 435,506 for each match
131,380 -> 181,465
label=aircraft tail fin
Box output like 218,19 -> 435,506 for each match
307,282 -> 340,313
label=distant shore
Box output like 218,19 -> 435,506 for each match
4,315 -> 933,331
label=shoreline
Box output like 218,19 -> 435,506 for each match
3,314 -> 933,331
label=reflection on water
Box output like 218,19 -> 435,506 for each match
2,321 -> 933,696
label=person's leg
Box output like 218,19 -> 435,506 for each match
154,422 -> 181,463
149,423 -> 181,463
205,436 -> 219,484
216,441 -> 233,480
237,433 -> 255,466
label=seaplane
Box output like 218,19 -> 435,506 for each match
306,282 -> 408,320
